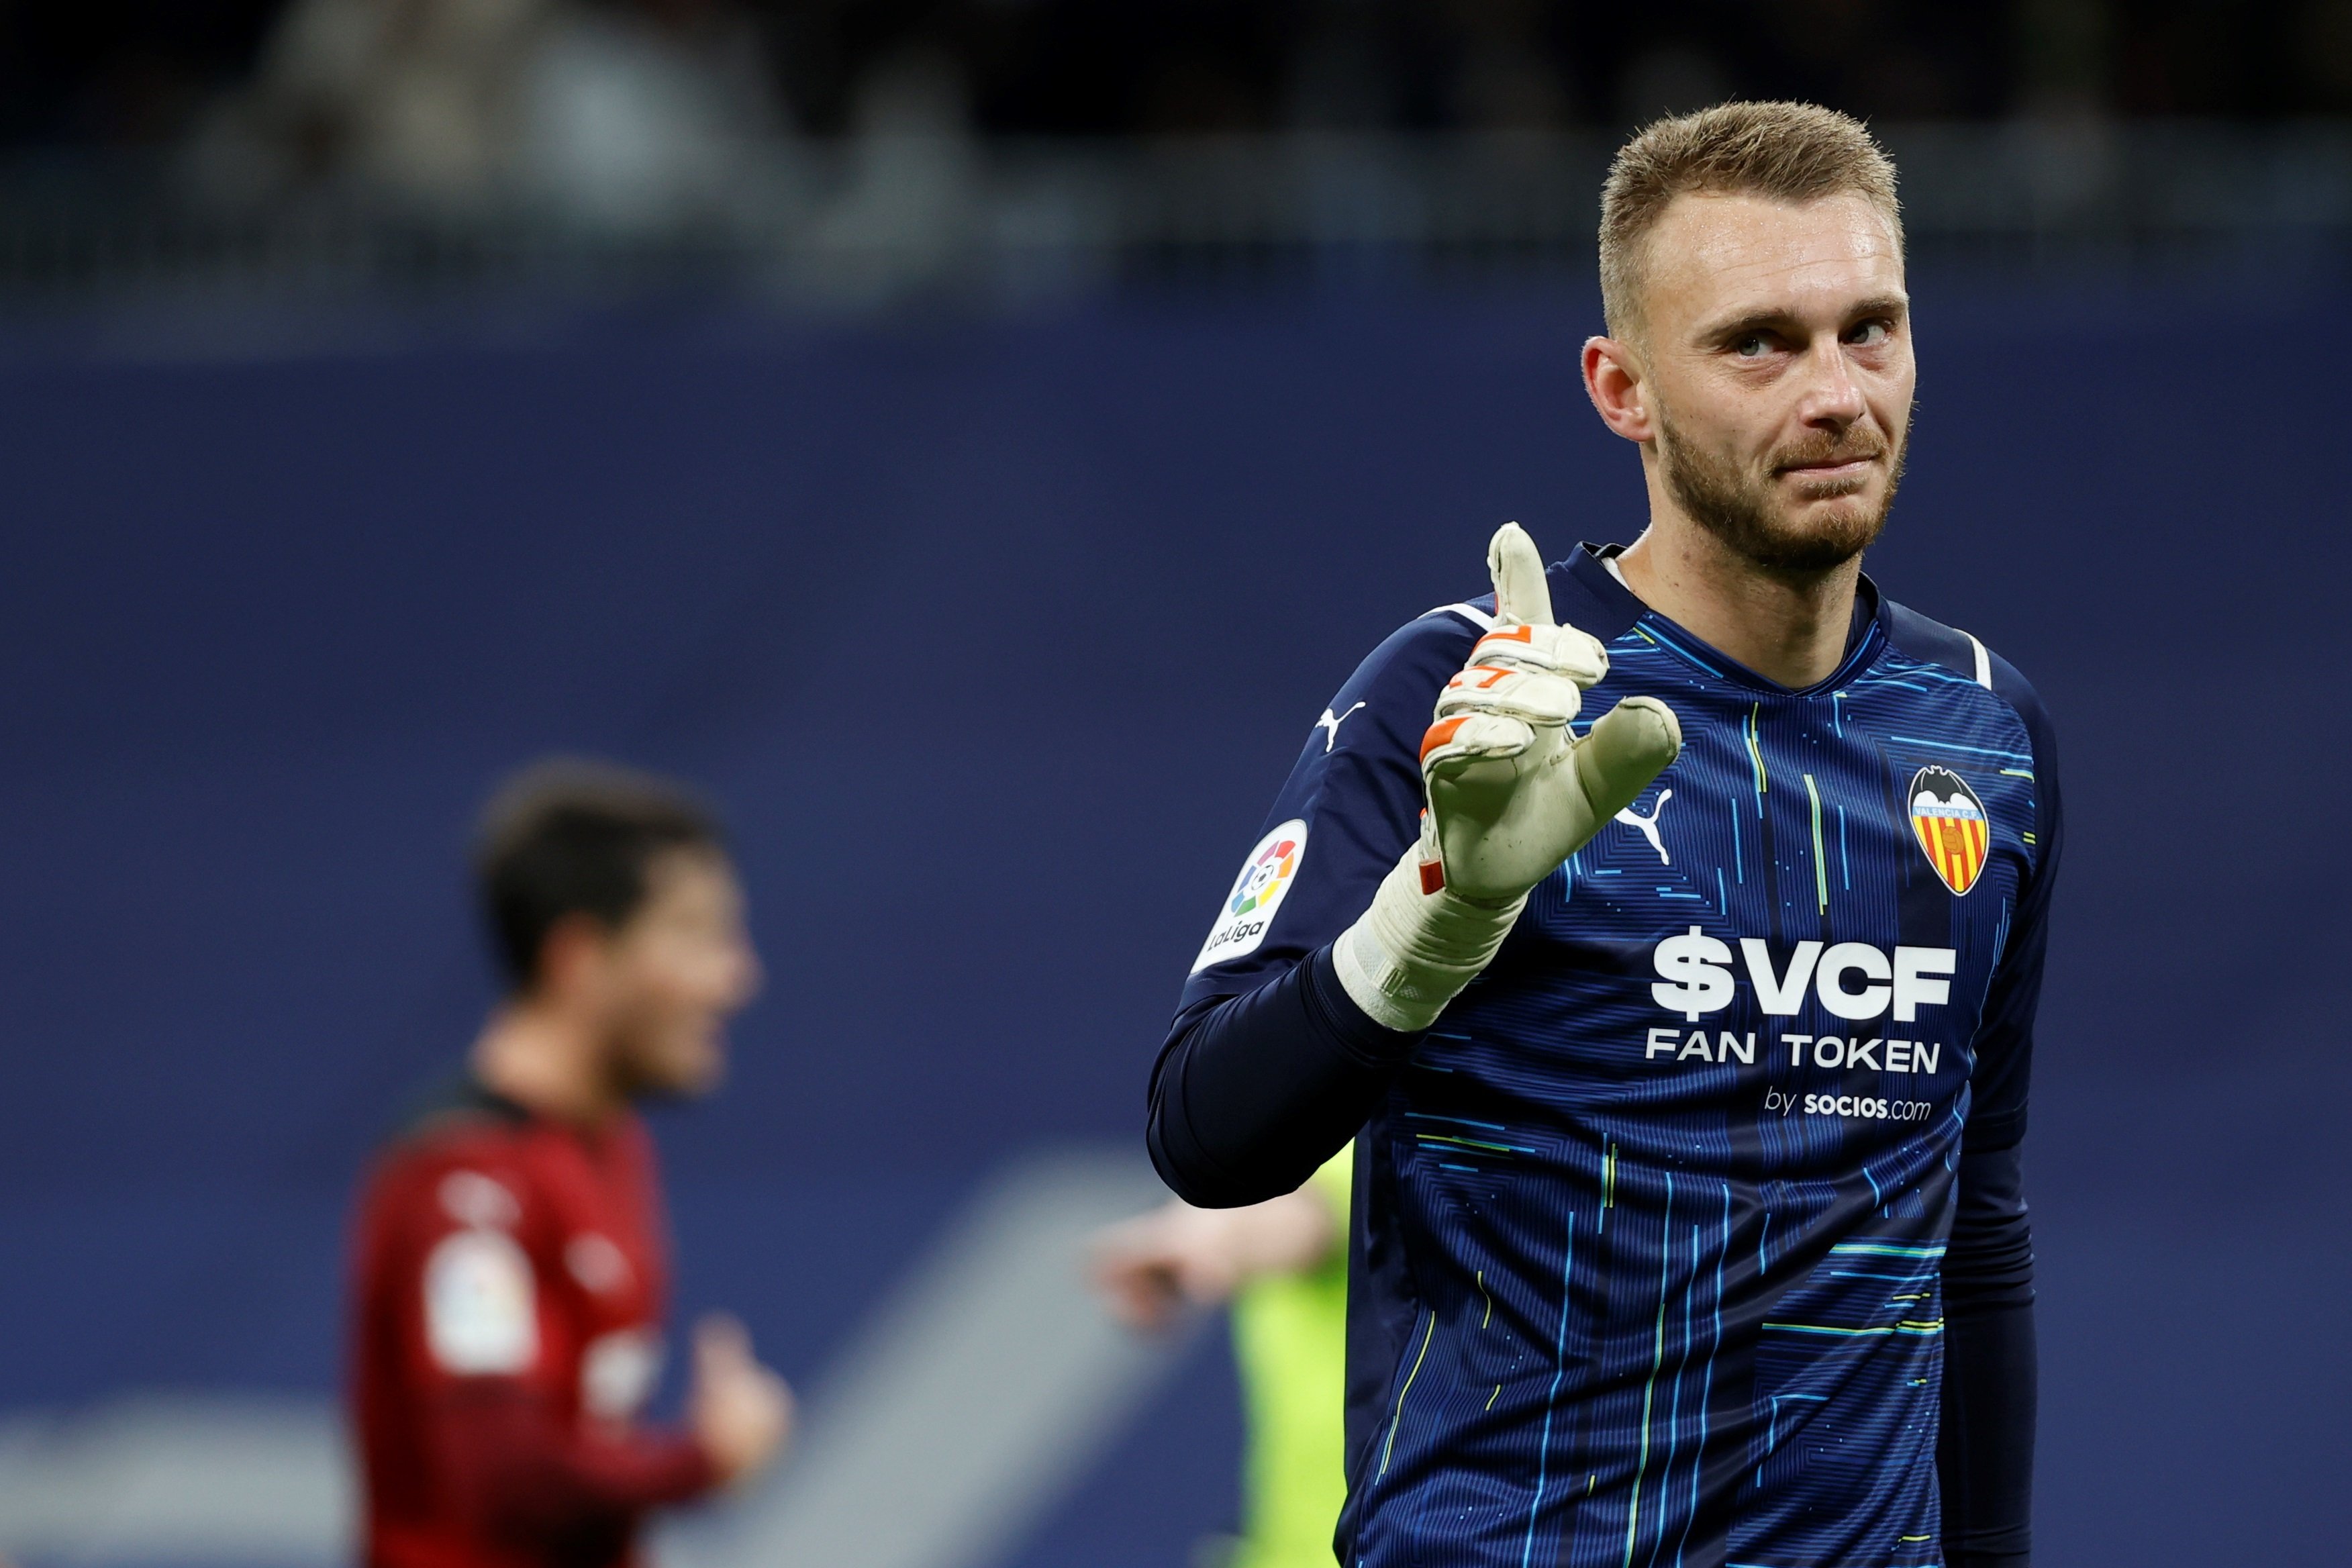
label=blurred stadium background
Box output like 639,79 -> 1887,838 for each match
1,3 -> 2347,1566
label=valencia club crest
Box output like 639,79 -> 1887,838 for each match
1908,766 -> 1989,895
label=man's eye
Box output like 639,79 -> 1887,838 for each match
1849,321 -> 1890,346
1734,334 -> 1769,358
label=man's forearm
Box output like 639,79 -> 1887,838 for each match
1147,946 -> 1414,1208
438,1384 -> 717,1537
1939,1297 -> 2035,1567
1937,1143 -> 2037,1566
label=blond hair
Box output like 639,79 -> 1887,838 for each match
1599,101 -> 1902,338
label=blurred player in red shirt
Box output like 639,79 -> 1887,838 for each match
349,761 -> 791,1568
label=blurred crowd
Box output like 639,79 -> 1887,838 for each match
9,2 -> 2352,146
0,2 -> 2346,231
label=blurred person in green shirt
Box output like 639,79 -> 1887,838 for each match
1091,1144 -> 1353,1568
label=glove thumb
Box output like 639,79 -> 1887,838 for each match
1571,697 -> 1681,822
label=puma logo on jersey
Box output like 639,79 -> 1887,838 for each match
1314,701 -> 1367,752
1614,790 -> 1672,864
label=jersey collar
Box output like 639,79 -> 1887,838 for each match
1567,542 -> 1886,699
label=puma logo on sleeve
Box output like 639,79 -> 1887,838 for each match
1314,701 -> 1367,752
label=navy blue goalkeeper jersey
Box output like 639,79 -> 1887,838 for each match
1172,544 -> 2058,1568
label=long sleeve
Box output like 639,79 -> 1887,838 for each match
433,1381 -> 716,1548
1938,1142 -> 2036,1567
1935,645 -> 2062,1565
1149,945 -> 1416,1206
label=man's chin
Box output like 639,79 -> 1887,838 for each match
620,1042 -> 726,1103
1740,505 -> 1884,574
1659,425 -> 1896,580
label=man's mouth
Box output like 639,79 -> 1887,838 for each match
1779,454 -> 1878,481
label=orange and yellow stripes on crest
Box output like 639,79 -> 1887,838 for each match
1912,811 -> 1988,895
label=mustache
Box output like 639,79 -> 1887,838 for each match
1771,430 -> 1890,472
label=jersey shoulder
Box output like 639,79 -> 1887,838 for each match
364,1076 -> 552,1237
377,1076 -> 538,1175
1302,601 -> 1485,786
1338,601 -> 1481,712
1881,593 -> 2063,865
387,1073 -> 533,1147
1880,596 -> 2056,757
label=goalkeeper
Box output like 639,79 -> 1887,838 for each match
1148,103 -> 2055,1568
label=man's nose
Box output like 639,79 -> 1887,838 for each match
1798,339 -> 1865,427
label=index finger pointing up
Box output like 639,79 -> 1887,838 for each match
1487,522 -> 1555,628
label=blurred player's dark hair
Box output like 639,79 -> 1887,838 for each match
473,758 -> 726,989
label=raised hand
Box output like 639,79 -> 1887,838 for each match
1420,524 -> 1681,903
1334,524 -> 1681,1031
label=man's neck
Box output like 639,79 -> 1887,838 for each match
1613,515 -> 1863,689
471,1001 -> 624,1129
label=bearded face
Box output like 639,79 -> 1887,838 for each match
1653,395 -> 1909,575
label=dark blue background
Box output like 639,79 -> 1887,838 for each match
1,283 -> 2343,1565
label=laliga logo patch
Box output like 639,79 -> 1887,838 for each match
1909,765 -> 1989,895
1191,820 -> 1308,974
1229,831 -> 1300,918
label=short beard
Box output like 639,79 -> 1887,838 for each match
1655,407 -> 1906,577
602,1026 -> 714,1105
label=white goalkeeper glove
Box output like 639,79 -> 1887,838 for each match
1332,523 -> 1683,1032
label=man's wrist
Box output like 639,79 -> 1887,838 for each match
1334,850 -> 1526,1032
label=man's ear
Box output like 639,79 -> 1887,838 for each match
533,912 -> 611,1001
1583,336 -> 1654,444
